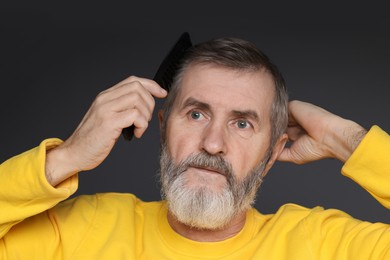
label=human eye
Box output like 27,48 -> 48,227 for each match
230,119 -> 255,139
236,119 -> 252,129
189,110 -> 205,120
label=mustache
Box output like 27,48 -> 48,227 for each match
178,152 -> 233,178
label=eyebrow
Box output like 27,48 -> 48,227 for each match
231,110 -> 261,125
181,97 -> 211,112
181,97 -> 261,125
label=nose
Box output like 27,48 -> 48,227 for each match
200,120 -> 227,155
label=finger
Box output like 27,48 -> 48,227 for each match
110,92 -> 155,122
97,79 -> 162,108
110,76 -> 167,98
288,100 -> 331,131
277,146 -> 294,162
95,81 -> 157,121
115,109 -> 150,138
277,145 -> 307,164
83,92 -> 153,136
108,83 -> 156,113
286,125 -> 306,142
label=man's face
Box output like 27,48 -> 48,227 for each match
160,63 -> 276,229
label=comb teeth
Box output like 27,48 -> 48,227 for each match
153,32 -> 193,91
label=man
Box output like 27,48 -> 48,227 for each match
1,37 -> 389,259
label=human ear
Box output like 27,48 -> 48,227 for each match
261,133 -> 288,177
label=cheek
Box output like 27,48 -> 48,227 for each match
165,122 -> 202,162
230,135 -> 270,179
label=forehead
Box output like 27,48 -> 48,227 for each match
175,64 -> 275,118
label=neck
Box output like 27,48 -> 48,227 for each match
167,211 -> 247,242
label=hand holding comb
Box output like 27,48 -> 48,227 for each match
122,32 -> 193,141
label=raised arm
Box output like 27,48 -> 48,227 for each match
45,76 -> 167,186
0,76 -> 166,241
278,100 -> 367,164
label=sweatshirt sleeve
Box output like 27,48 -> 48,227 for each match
0,138 -> 78,238
342,125 -> 390,208
300,125 -> 390,259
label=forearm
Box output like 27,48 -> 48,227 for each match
325,118 -> 367,163
45,143 -> 80,186
0,139 -> 78,238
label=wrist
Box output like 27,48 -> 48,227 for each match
327,119 -> 367,162
45,144 -> 79,186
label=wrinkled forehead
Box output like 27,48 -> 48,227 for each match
174,63 -> 276,116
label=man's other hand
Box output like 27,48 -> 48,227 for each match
278,100 -> 367,164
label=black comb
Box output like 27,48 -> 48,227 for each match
122,32 -> 193,141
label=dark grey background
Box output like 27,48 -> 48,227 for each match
1,3 -> 390,223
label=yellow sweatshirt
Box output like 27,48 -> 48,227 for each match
1,126 -> 390,259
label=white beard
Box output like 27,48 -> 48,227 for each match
159,145 -> 269,230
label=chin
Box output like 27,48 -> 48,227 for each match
181,169 -> 229,192
166,173 -> 237,230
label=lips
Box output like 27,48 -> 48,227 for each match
189,165 -> 226,177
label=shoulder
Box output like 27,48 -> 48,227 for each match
52,192 -> 164,217
254,203 -> 357,229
